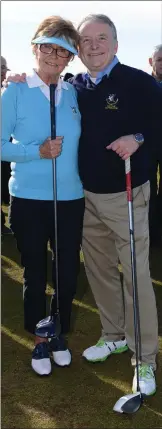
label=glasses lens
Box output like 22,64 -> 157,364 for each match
57,48 -> 70,58
40,44 -> 53,54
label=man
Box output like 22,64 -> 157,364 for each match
149,44 -> 162,85
72,14 -> 161,396
1,56 -> 11,235
4,14 -> 162,396
148,45 -> 162,247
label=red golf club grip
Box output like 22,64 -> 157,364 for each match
125,157 -> 132,202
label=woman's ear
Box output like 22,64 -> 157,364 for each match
32,44 -> 37,56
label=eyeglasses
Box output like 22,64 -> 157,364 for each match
39,44 -> 71,58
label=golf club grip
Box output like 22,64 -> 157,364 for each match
125,157 -> 132,202
50,84 -> 56,139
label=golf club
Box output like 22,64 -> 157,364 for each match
113,156 -> 143,414
35,83 -> 61,338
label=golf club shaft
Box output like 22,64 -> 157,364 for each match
50,84 -> 59,314
125,157 -> 141,392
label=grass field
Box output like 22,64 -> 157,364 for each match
1,204 -> 162,429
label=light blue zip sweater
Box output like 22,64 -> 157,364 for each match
1,81 -> 84,201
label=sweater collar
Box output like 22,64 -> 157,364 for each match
26,69 -> 68,90
85,55 -> 119,84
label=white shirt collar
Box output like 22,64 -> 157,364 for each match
26,69 -> 68,105
26,69 -> 68,91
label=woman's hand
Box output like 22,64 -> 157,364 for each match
3,73 -> 26,87
39,137 -> 63,159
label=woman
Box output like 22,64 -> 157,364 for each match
1,16 -> 85,376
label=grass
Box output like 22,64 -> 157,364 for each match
1,204 -> 162,428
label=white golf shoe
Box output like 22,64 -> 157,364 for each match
49,335 -> 71,367
31,342 -> 52,375
82,338 -> 128,362
132,364 -> 156,396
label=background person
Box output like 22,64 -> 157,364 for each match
1,56 -> 11,235
1,16 -> 85,376
148,45 -> 162,247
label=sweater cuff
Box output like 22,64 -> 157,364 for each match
25,144 -> 40,161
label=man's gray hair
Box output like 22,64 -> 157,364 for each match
77,14 -> 117,41
152,44 -> 162,58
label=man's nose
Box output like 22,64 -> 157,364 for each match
90,39 -> 99,50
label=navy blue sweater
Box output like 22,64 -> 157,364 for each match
70,63 -> 162,193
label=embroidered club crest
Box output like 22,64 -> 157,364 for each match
71,106 -> 77,114
105,94 -> 119,110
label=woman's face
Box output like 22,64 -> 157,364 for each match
34,43 -> 72,78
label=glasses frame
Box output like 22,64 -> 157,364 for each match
39,44 -> 71,59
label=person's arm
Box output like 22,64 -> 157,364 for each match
1,83 -> 41,162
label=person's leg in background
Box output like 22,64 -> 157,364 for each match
149,159 -> 160,247
50,198 -> 85,366
9,197 -> 52,375
157,158 -> 162,242
1,161 -> 11,235
82,190 -> 127,363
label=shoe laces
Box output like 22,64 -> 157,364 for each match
49,335 -> 67,352
96,339 -> 106,348
137,365 -> 154,380
32,342 -> 49,359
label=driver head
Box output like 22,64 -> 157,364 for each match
113,392 -> 142,414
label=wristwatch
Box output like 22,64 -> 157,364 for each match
133,133 -> 144,146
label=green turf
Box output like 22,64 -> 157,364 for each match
1,205 -> 162,428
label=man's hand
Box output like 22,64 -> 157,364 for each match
40,137 -> 63,159
3,72 -> 26,87
106,135 -> 139,160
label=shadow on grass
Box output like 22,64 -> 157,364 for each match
2,330 -> 162,429
1,257 -> 162,427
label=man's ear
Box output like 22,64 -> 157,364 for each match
149,57 -> 152,67
77,45 -> 81,59
114,40 -> 118,55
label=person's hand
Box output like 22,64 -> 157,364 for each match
106,135 -> 139,160
39,137 -> 63,159
3,72 -> 26,88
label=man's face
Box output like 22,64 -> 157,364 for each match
149,50 -> 162,80
78,20 -> 118,75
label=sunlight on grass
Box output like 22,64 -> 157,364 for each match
152,279 -> 162,287
73,299 -> 99,314
90,369 -> 162,419
2,255 -> 21,270
90,370 -> 130,393
1,325 -> 33,351
143,405 -> 162,418
17,403 -> 57,428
